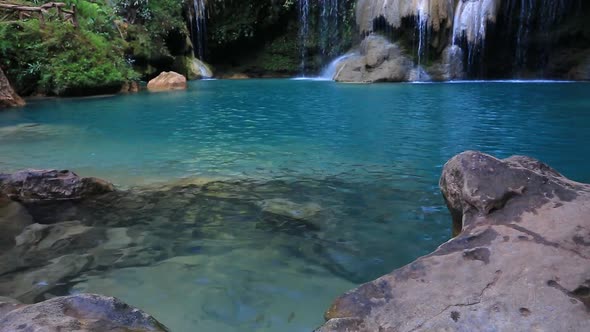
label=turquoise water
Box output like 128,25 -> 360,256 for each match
1,80 -> 589,331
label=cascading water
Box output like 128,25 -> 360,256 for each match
190,0 -> 207,61
451,0 -> 500,75
320,53 -> 358,80
299,0 -> 345,77
327,0 -> 584,80
319,0 -> 341,61
416,0 -> 429,80
298,0 -> 310,76
504,0 -> 574,76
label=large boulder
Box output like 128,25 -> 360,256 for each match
0,293 -> 169,332
317,151 -> 590,331
147,71 -> 187,91
0,67 -> 25,108
0,169 -> 114,202
334,35 -> 414,83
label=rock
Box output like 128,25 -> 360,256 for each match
0,254 -> 92,303
356,0 -> 455,34
317,151 -> 590,332
0,169 -> 115,202
0,293 -> 169,332
335,35 -> 414,83
429,45 -> 465,81
568,54 -> 590,80
188,58 -> 214,79
0,220 -> 106,301
120,80 -> 140,93
0,194 -> 33,250
147,71 -> 187,91
258,198 -> 322,221
0,298 -> 23,321
0,67 -> 25,108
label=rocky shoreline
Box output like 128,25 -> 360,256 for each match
317,151 -> 590,331
1,152 -> 589,331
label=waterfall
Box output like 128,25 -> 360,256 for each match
510,0 -> 572,74
416,0 -> 429,79
298,0 -> 310,76
320,53 -> 357,80
298,0 -> 343,76
190,0 -> 207,60
515,0 -> 534,69
452,0 -> 500,72
320,0 -> 341,61
343,0 -> 583,79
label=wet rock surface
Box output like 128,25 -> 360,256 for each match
0,293 -> 169,332
0,169 -> 115,202
317,151 -> 590,332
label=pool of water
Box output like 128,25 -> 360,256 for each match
1,80 -> 589,331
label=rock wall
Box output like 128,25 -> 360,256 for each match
317,151 -> 590,331
357,0 -> 455,33
0,68 -> 25,108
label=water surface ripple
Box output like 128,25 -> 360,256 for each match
0,80 -> 589,331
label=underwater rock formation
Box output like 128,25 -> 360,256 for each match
317,151 -> 590,331
0,68 -> 25,108
0,294 -> 169,332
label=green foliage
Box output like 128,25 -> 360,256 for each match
114,0 -> 152,24
0,19 -> 136,96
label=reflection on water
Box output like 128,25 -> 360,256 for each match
0,80 -> 589,331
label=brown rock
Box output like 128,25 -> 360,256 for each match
318,151 -> 590,332
147,71 -> 187,91
120,80 -> 140,93
0,293 -> 169,332
0,169 -> 115,202
0,67 -> 25,108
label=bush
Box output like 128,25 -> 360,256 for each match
0,19 -> 136,96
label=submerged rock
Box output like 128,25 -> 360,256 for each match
0,254 -> 92,303
0,194 -> 32,250
147,71 -> 187,91
0,293 -> 169,332
258,198 -> 322,221
0,169 -> 114,202
0,67 -> 25,108
318,151 -> 590,331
